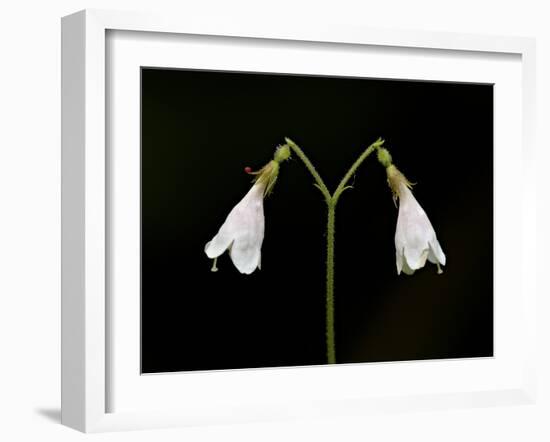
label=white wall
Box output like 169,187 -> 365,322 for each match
0,1 -> 548,440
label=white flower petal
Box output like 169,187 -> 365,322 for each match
405,248 -> 429,271
204,231 -> 233,259
428,239 -> 446,265
401,257 -> 416,275
204,181 -> 265,274
396,248 -> 404,275
394,183 -> 445,275
230,241 -> 262,275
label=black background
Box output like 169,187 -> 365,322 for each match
141,68 -> 493,373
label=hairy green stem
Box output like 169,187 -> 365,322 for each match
333,137 -> 385,203
326,203 -> 336,363
285,137 -> 331,202
284,137 -> 384,364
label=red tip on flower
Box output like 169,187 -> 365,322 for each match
244,166 -> 253,174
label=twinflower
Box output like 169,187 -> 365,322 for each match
204,145 -> 290,274
386,164 -> 446,275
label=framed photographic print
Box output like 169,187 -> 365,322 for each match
61,9 -> 537,432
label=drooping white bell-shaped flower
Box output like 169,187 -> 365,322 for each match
204,145 -> 291,275
387,165 -> 446,275
204,180 -> 266,275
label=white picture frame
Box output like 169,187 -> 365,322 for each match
61,9 -> 537,433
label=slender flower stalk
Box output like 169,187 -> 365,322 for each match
325,204 -> 336,363
285,137 -> 384,364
